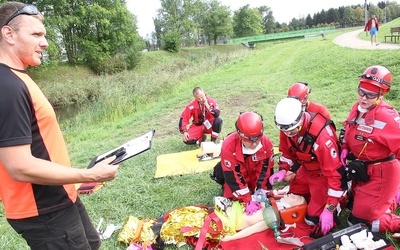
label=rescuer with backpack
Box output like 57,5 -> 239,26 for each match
269,98 -> 347,236
285,82 -> 333,197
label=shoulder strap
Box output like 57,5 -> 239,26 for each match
298,112 -> 332,154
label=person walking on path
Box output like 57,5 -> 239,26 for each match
364,14 -> 380,46
0,2 -> 121,249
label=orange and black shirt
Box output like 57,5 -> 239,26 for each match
0,63 -> 77,219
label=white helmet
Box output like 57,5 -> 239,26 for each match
274,98 -> 304,131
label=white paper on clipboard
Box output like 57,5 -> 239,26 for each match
87,130 -> 155,168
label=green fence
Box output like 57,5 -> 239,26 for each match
227,26 -> 336,44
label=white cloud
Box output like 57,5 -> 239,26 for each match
126,0 -> 386,37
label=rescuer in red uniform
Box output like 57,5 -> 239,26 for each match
287,82 -> 331,119
179,87 -> 223,144
270,98 -> 347,235
220,112 -> 275,215
341,65 -> 400,233
285,82 -> 333,191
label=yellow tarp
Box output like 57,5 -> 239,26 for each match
154,146 -> 280,179
154,148 -> 219,178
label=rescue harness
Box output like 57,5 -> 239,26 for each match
289,112 -> 334,171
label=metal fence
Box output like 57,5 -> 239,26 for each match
227,26 -> 336,44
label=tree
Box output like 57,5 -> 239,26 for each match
36,0 -> 144,74
305,14 -> 313,28
153,17 -> 164,49
355,7 -> 365,25
257,5 -> 275,34
342,7 -> 358,27
202,0 -> 233,45
157,0 -> 205,48
232,5 -> 263,37
326,8 -> 340,24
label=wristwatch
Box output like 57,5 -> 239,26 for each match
325,204 -> 336,212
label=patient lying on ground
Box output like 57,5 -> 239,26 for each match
220,193 -> 307,241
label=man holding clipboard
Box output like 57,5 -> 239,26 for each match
0,2 -> 152,249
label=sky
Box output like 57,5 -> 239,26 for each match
126,0 -> 384,37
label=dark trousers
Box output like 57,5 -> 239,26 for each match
8,197 -> 100,250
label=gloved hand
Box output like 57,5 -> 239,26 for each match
269,169 -> 286,185
319,208 -> 334,235
396,188 -> 400,206
245,201 -> 261,215
340,149 -> 349,167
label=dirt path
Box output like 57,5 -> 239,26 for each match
332,28 -> 400,50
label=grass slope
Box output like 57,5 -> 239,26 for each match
1,27 -> 400,249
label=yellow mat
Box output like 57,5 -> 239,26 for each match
154,148 -> 220,178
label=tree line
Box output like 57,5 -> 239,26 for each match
2,1 -> 399,75
151,0 -> 400,52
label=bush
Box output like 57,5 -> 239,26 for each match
93,56 -> 128,75
162,31 -> 181,52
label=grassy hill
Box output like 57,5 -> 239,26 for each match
1,25 -> 400,249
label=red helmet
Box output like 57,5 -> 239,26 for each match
235,112 -> 263,142
287,82 -> 310,104
359,65 -> 391,95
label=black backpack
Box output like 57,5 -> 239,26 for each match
210,161 -> 224,185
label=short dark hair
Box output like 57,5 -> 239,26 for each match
192,87 -> 203,95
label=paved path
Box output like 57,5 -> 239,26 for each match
332,29 -> 400,50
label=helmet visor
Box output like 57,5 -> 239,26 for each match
275,111 -> 303,131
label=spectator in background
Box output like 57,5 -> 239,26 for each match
270,98 -> 347,236
0,2 -> 120,249
179,87 -> 223,144
364,14 -> 380,46
218,111 -> 275,216
340,65 -> 400,234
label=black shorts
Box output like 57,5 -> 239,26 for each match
7,197 -> 100,250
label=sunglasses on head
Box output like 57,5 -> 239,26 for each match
3,4 -> 39,27
358,88 -> 379,99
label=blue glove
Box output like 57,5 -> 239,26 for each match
245,201 -> 261,215
269,169 -> 286,185
319,208 -> 334,235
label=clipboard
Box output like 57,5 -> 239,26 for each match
87,130 -> 155,169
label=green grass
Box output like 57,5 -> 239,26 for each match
1,26 -> 400,249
